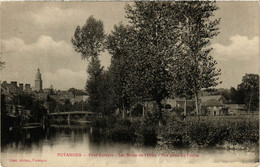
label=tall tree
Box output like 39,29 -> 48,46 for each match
170,2 -> 221,116
237,73 -> 259,111
170,51 -> 194,117
97,70 -> 116,116
71,16 -> 106,113
107,24 -> 135,118
86,57 -> 103,113
125,2 -> 182,123
230,86 -> 246,104
125,1 -> 221,119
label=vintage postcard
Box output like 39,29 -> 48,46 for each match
0,1 -> 259,167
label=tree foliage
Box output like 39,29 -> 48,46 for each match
71,2 -> 221,118
107,24 -> 135,111
124,2 -> 221,116
169,2 -> 221,115
71,16 -> 106,59
125,2 -> 181,107
71,16 -> 107,114
230,87 -> 244,104
238,74 -> 259,111
229,74 -> 259,111
97,71 -> 116,115
85,56 -> 103,113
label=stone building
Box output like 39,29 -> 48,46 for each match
200,95 -> 228,116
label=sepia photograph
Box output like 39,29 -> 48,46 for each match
0,1 -> 259,167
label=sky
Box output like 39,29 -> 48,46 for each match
1,2 -> 259,90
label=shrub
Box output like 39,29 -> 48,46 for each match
157,115 -> 191,149
170,107 -> 183,115
227,120 -> 259,145
109,119 -> 136,142
157,114 -> 259,149
188,121 -> 229,147
92,114 -> 259,150
135,112 -> 159,147
131,104 -> 143,117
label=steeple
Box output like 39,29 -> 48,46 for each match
35,68 -> 43,91
35,68 -> 42,80
50,84 -> 54,90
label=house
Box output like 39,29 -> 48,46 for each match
200,95 -> 227,104
5,104 -> 25,116
37,92 -> 48,101
126,98 -> 159,117
1,82 -> 15,102
1,81 -> 36,104
70,95 -> 89,104
1,81 -> 35,99
36,89 -> 74,105
225,104 -> 246,115
128,97 -> 194,116
201,99 -> 225,116
49,95 -> 60,103
57,91 -> 74,100
1,81 -> 22,96
69,90 -> 88,104
162,98 -> 194,112
200,95 -> 227,116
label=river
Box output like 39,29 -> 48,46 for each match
1,123 -> 258,167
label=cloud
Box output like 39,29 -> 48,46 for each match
212,35 -> 259,88
1,36 -> 87,90
212,35 -> 259,61
27,5 -> 128,35
29,7 -> 86,28
3,35 -> 73,58
1,35 -> 112,90
2,35 -> 80,73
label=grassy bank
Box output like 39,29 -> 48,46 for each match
92,113 -> 259,150
157,113 -> 259,150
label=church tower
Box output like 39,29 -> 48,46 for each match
35,68 -> 43,91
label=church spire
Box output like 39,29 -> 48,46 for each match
35,68 -> 43,91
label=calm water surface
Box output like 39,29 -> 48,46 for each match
1,123 -> 258,167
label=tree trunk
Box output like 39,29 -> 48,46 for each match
194,93 -> 200,120
248,94 -> 253,114
122,103 -> 125,119
184,97 -> 187,117
156,101 -> 163,127
142,103 -> 145,117
129,109 -> 132,122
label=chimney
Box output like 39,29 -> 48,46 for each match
25,84 -> 31,91
19,83 -> 24,91
10,81 -> 17,87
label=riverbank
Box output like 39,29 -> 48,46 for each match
92,113 -> 259,151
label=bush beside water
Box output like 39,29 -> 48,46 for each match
92,113 -> 259,150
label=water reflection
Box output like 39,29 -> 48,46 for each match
1,122 -> 258,167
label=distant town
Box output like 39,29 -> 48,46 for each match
1,68 -> 89,114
